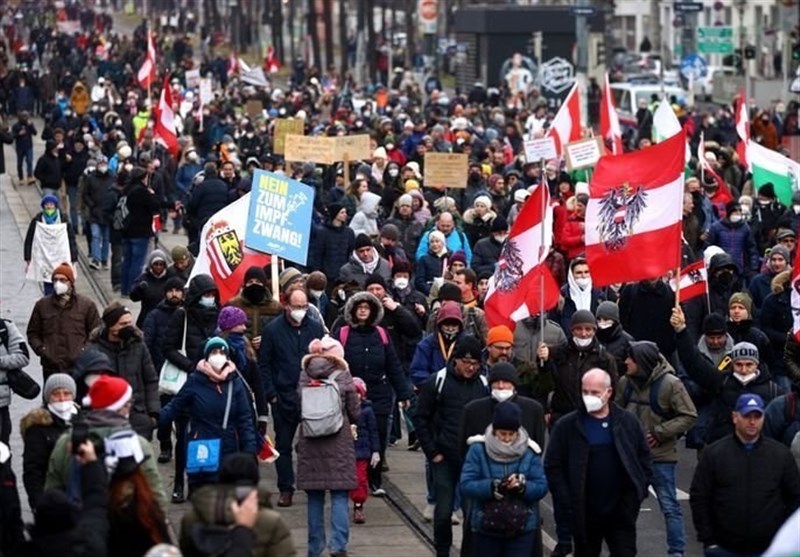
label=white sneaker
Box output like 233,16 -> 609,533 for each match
371,488 -> 386,497
423,503 -> 435,522
451,512 -> 461,525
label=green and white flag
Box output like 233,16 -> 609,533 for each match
652,99 -> 682,143
748,141 -> 800,206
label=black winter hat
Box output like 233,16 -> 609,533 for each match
492,401 -> 522,431
355,233 -> 373,250
702,313 -> 727,335
364,273 -> 388,291
757,183 -> 776,199
220,453 -> 260,486
453,335 -> 483,360
570,309 -> 597,329
596,301 -> 619,322
490,215 -> 509,233
438,282 -> 462,303
164,276 -> 186,292
328,202 -> 345,219
244,265 -> 268,285
488,362 -> 518,386
34,490 -> 78,534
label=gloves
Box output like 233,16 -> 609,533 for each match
491,479 -> 504,500
370,452 -> 381,468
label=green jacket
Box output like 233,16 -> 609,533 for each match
44,409 -> 167,512
616,355 -> 698,462
179,482 -> 297,557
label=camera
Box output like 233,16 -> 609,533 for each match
70,418 -> 104,457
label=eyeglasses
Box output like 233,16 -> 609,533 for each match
458,359 -> 480,368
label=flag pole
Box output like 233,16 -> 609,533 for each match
699,131 -> 705,185
271,256 -> 280,301
539,156 -> 547,367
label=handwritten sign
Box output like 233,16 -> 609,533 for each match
185,69 -> 201,90
423,153 -> 469,188
273,118 -> 305,155
245,170 -> 315,266
284,135 -> 335,164
199,78 -> 213,105
245,99 -> 264,119
564,138 -> 604,171
524,137 -> 558,163
333,134 -> 371,161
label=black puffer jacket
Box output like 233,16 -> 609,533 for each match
596,322 -> 635,371
21,407 -> 72,509
308,220 -> 355,282
759,270 -> 791,377
619,280 -> 676,357
548,338 -> 618,419
471,235 -> 503,277
333,292 -> 412,415
187,175 -> 229,231
142,300 -> 182,371
163,274 -> 219,373
81,170 -> 115,225
675,328 -> 784,444
122,180 -> 160,239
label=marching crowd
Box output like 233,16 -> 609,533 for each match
2,3 -> 800,557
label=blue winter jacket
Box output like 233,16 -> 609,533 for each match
354,400 -> 380,460
706,218 -> 760,273
159,368 -> 258,459
416,229 -> 473,266
460,436 -> 549,535
410,331 -> 465,387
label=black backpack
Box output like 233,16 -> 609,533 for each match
621,373 -> 671,420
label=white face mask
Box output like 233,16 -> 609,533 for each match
575,277 -> 591,289
208,354 -> 227,371
597,319 -> 614,330
388,169 -> 399,177
582,394 -> 605,413
729,214 -> 742,223
309,289 -> 324,300
48,400 -> 76,422
53,281 -> 70,296
290,308 -> 307,323
199,296 -> 216,308
793,205 -> 800,215
393,277 -> 409,290
733,371 -> 757,385
494,234 -> 508,243
491,389 -> 514,403
573,336 -> 593,348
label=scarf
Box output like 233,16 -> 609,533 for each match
42,210 -> 61,225
355,248 -> 380,275
483,424 -> 530,463
196,359 -> 235,383
567,267 -> 592,312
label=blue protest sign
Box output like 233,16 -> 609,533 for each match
245,170 -> 315,266
680,53 -> 708,81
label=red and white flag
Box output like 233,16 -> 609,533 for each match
735,90 -> 749,168
599,73 -> 623,155
189,194 -> 272,304
227,52 -> 240,79
484,184 -> 561,329
264,44 -> 280,74
585,131 -> 685,286
791,239 -> 800,342
547,82 -> 582,157
669,259 -> 708,302
137,30 -> 156,89
153,76 -> 179,157
697,132 -> 733,204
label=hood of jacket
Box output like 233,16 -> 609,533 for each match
629,340 -> 661,379
72,347 -> 114,383
344,291 -> 384,328
20,407 -> 54,435
771,269 -> 792,294
709,252 -> 736,275
358,191 -> 382,218
301,351 -> 349,378
186,274 -> 219,306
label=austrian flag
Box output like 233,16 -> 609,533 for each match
585,131 -> 685,286
792,240 -> 800,343
669,259 -> 708,302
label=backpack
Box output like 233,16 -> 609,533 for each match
434,367 -> 488,401
112,194 -> 130,231
621,373 -> 671,420
300,370 -> 344,438
338,325 -> 389,346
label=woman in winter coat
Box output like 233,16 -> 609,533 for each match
159,337 -> 258,492
21,373 -> 78,510
296,335 -> 360,557
462,195 -> 497,246
415,230 -> 450,296
333,292 -> 413,494
341,177 -> 368,221
460,401 -> 548,556
409,188 -> 431,225
555,194 -> 587,261
349,191 -> 382,239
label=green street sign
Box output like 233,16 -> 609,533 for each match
697,26 -> 734,54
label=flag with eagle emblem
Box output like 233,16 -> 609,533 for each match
669,259 -> 708,302
585,131 -> 684,286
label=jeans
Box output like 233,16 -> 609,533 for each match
432,459 -> 460,557
17,146 -> 33,179
652,461 -> 686,555
474,530 -> 535,557
307,489 -> 350,556
66,185 -> 79,229
90,223 -> 110,264
121,237 -> 150,295
271,401 -> 299,493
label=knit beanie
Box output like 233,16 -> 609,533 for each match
488,362 -> 519,386
491,215 -> 508,233
308,335 -> 345,360
82,375 -> 132,411
41,193 -> 59,208
171,245 -> 190,261
52,262 -> 75,284
164,276 -> 186,292
328,202 -> 345,219
397,193 -> 413,207
278,267 -> 304,292
629,341 -> 661,375
380,223 -> 401,241
364,273 -> 388,291
217,306 -> 248,331
768,244 -> 791,264
487,325 -> 514,346
730,341 -> 759,364
204,336 -> 229,358
352,377 -> 367,398
354,233 -> 373,250
453,335 -> 483,360
492,401 -> 522,431
570,309 -> 597,330
702,313 -> 727,335
244,265 -> 268,285
729,292 -> 753,316
43,373 -> 76,402
595,301 -> 620,323
438,282 -> 463,303
450,251 -> 467,265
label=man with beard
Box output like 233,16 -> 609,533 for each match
227,266 -> 282,351
143,276 -> 185,463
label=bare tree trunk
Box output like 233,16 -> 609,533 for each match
339,0 -> 348,73
308,0 -> 321,69
273,0 -> 284,64
288,0 -> 296,64
404,0 -> 414,69
323,0 -> 334,71
365,0 -> 376,83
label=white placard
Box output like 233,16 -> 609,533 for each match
524,137 -> 557,163
199,78 -> 213,105
185,69 -> 201,90
564,138 -> 604,171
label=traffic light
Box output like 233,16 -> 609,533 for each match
744,45 -> 756,60
793,43 -> 800,61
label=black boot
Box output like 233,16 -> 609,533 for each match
158,442 -> 172,463
172,478 -> 185,504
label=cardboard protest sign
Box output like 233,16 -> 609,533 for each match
565,138 -> 604,171
423,153 -> 469,188
273,118 -> 305,155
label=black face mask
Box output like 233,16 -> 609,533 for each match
118,326 -> 137,342
716,272 -> 734,287
243,283 -> 267,304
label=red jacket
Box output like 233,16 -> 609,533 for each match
557,214 -> 586,261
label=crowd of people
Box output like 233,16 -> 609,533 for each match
2,2 -> 800,557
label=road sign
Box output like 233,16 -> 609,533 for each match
571,6 -> 596,16
674,1 -> 703,12
697,26 -> 734,54
680,53 -> 708,80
